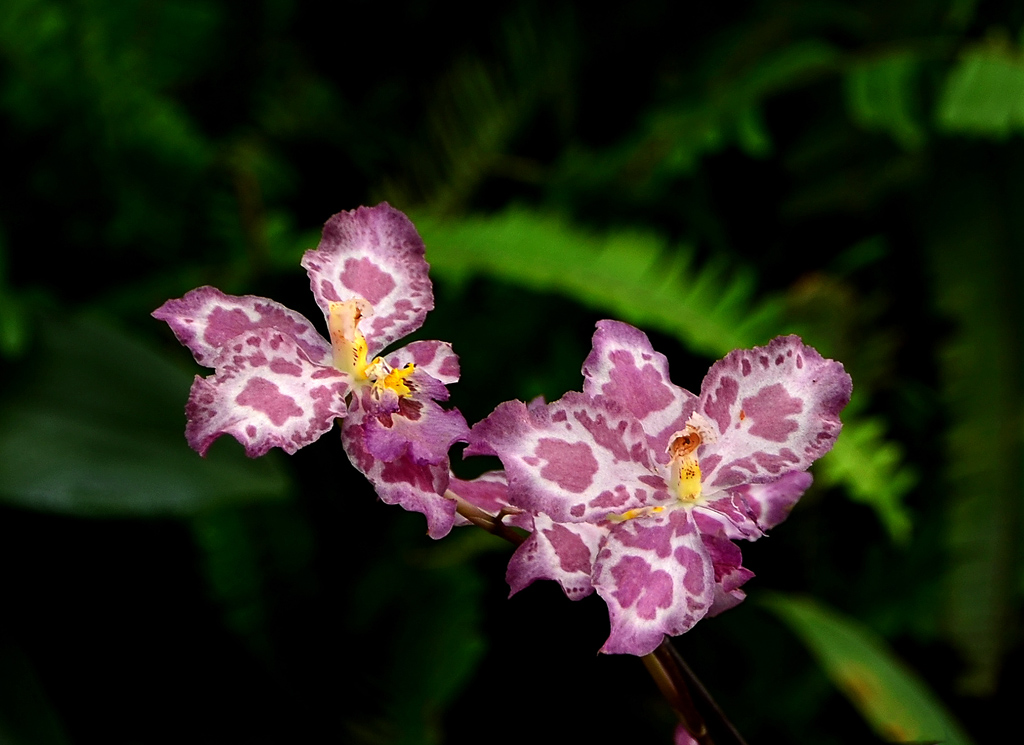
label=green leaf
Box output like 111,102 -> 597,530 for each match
846,51 -> 926,150
937,45 -> 1024,137
817,408 -> 916,543
762,594 -> 975,745
0,313 -> 291,516
414,207 -> 783,358
924,174 -> 1020,695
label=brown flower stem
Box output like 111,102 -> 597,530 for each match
644,641 -> 713,744
653,639 -> 749,745
449,492 -> 526,545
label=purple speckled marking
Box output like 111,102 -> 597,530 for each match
615,520 -> 675,558
743,383 -> 803,442
674,546 -> 706,595
439,356 -> 459,378
379,457 -> 436,492
703,375 -> 738,433
235,378 -> 303,426
575,409 -> 633,462
611,556 -> 674,620
318,279 -> 340,302
589,486 -> 632,509
340,256 -> 396,304
270,359 -> 303,377
204,307 -> 252,348
544,523 -> 593,574
754,449 -> 800,471
601,349 -> 675,420
536,438 -> 598,493
411,343 -> 437,366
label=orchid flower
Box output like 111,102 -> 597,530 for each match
154,204 -> 469,537
467,320 -> 851,655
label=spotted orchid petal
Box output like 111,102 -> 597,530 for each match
701,530 -> 755,616
467,391 -> 669,524
729,470 -> 813,531
506,513 -> 605,599
595,510 -> 715,656
360,393 -> 469,466
342,416 -> 457,539
698,335 -> 851,489
301,203 -> 433,359
582,320 -> 698,459
692,493 -> 763,542
153,287 -> 331,367
184,328 -> 349,457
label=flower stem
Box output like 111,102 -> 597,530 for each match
644,641 -> 713,744
449,493 -> 526,545
649,639 -> 749,745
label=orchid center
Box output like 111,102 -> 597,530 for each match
667,412 -> 717,504
328,299 -> 416,397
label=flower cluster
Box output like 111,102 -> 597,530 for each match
155,203 -> 851,656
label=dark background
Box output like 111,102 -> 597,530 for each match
0,1 -> 1020,742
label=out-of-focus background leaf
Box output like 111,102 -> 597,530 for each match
0,314 -> 291,515
763,594 -> 973,745
1,0 -> 1021,742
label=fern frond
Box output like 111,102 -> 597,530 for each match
816,412 -> 916,543
413,207 -> 781,357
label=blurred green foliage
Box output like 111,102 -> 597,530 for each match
763,593 -> 974,744
2,0 -> 1023,743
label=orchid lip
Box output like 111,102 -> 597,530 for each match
329,298 -> 417,397
667,412 -> 718,503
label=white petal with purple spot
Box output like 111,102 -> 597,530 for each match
153,287 -> 331,367
185,328 -> 349,457
386,340 -> 461,385
301,204 -> 433,358
506,513 -> 604,599
595,509 -> 715,656
468,392 -> 669,523
698,335 -> 851,489
582,320 -> 698,458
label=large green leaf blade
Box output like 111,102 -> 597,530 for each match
0,313 -> 291,516
763,594 -> 974,745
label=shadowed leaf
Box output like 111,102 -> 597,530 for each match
0,314 -> 291,515
763,594 -> 974,745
